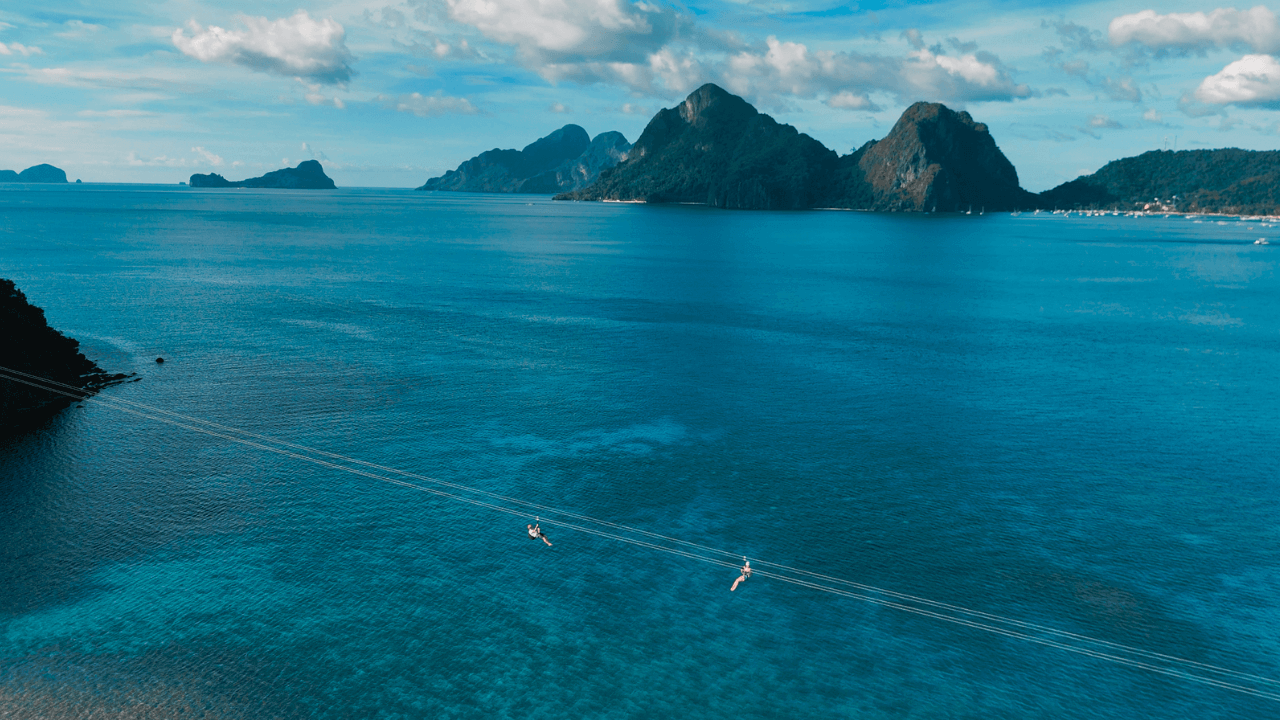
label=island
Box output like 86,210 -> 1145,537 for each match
557,84 -> 1034,211
190,160 -> 336,189
0,164 -> 69,183
1040,149 -> 1280,215
416,125 -> 631,194
1,279 -> 130,435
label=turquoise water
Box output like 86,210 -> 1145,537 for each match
1,186 -> 1277,719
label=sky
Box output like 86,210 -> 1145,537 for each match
3,1 -> 1280,190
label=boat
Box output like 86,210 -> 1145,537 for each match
1255,238 -> 1270,245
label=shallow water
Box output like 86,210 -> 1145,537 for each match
1,186 -> 1277,719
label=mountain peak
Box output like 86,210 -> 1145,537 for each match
853,100 -> 1030,211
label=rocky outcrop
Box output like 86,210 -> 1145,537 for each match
1,279 -> 130,435
0,164 -> 68,183
834,103 -> 1038,211
558,84 -> 838,209
417,125 -> 630,193
1039,149 -> 1280,214
189,160 -> 336,189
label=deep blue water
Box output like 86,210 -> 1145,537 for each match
1,186 -> 1277,719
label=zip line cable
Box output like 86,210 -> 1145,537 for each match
10,373 -> 1273,694
2,365 -> 1278,703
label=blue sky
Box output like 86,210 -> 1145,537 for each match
3,1 -> 1280,189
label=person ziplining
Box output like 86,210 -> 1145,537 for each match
528,518 -> 552,547
730,558 -> 751,591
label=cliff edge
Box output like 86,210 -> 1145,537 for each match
1,279 -> 130,435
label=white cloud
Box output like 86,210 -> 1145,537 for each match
302,142 -> 329,162
1195,53 -> 1280,104
722,35 -> 1030,107
381,91 -> 479,117
172,11 -> 354,84
549,102 -> 570,113
126,151 -> 190,167
826,91 -> 879,111
1109,6 -> 1280,54
444,0 -> 680,64
77,109 -> 158,118
620,102 -> 650,115
192,146 -> 223,166
0,42 -> 42,57
1143,107 -> 1164,123
56,20 -> 105,39
296,78 -> 346,108
1088,114 -> 1123,129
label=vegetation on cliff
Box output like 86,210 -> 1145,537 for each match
558,85 -> 838,209
559,85 -> 1032,211
1,279 -> 130,435
1040,149 -> 1280,214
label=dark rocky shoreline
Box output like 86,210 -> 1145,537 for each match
1,279 -> 132,436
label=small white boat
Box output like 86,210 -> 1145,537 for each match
1256,238 -> 1270,245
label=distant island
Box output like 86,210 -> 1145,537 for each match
1039,149 -> 1280,214
0,164 -> 68,183
560,84 -> 1034,211
417,125 -> 631,194
406,82 -> 1275,216
1,279 -> 130,435
190,160 -> 336,189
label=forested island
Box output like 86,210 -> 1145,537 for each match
559,84 -> 1033,211
417,125 -> 631,194
0,279 -> 130,435
0,164 -> 68,183
418,83 -> 1280,216
1039,149 -> 1280,214
190,160 -> 336,189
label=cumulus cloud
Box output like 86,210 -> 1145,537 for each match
192,146 -> 224,166
444,0 -> 680,64
1195,53 -> 1280,105
722,35 -> 1031,107
1088,114 -> 1123,129
381,91 -> 479,116
1109,6 -> 1280,55
172,11 -> 354,84
549,102 -> 570,113
0,42 -> 42,56
296,78 -> 346,108
301,142 -> 329,162
826,90 -> 880,111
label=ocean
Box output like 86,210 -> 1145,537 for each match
1,185 -> 1277,719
